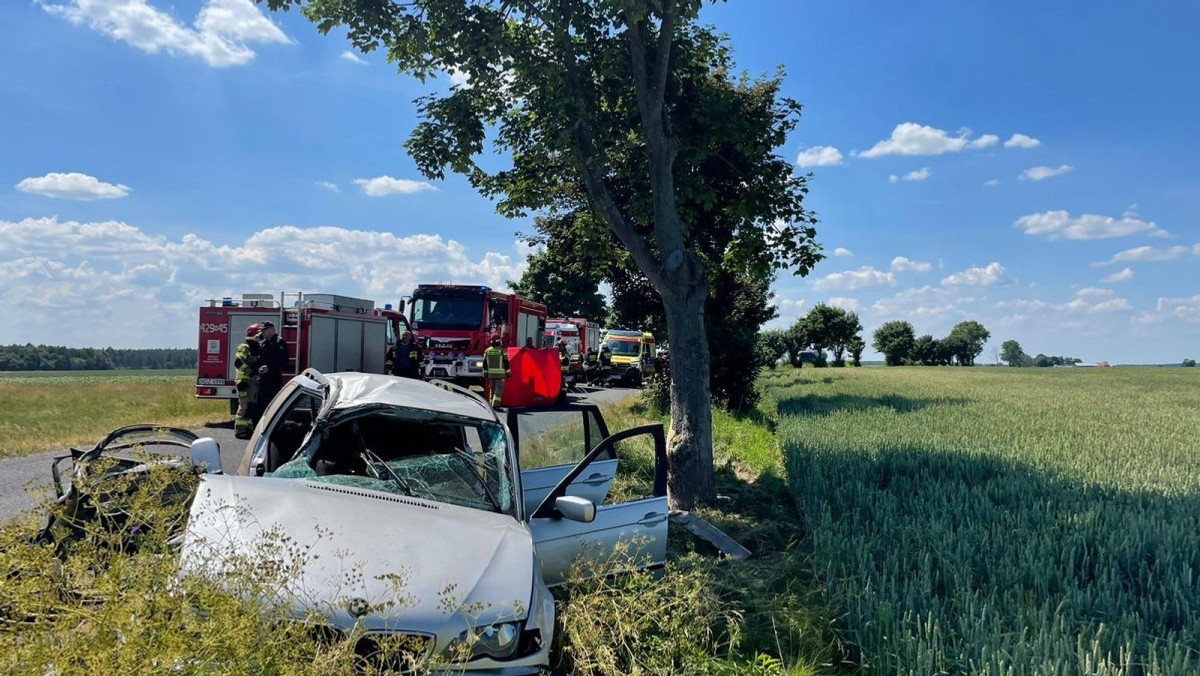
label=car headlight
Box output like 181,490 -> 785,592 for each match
443,621 -> 522,661
472,360 -> 483,369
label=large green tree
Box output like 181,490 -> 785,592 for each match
873,321 -> 916,366
263,0 -> 823,508
800,304 -> 862,367
946,320 -> 991,366
1000,339 -> 1027,367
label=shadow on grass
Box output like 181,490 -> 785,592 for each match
776,393 -> 969,418
783,441 -> 1200,672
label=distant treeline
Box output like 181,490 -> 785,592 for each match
0,345 -> 197,371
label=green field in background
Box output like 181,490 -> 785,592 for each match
0,371 -> 225,457
764,366 -> 1200,674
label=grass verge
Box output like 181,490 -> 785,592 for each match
554,392 -> 849,675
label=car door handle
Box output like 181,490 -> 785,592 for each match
579,472 -> 608,487
637,512 -> 667,527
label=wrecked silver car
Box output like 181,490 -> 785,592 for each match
180,369 -> 669,673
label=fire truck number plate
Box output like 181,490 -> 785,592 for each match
197,378 -> 225,386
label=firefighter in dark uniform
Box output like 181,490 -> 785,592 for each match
252,321 -> 289,427
584,346 -> 599,384
386,331 -> 425,379
233,324 -> 262,439
483,333 -> 511,408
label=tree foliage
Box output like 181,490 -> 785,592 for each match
873,321 -> 916,366
757,330 -> 789,369
510,223 -> 608,319
799,304 -> 862,367
259,0 -> 825,508
945,320 -> 991,366
1184,358 -> 1197,368
0,345 -> 197,371
1000,339 -> 1027,367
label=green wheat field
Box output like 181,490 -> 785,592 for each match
762,366 -> 1200,675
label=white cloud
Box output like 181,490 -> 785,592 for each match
826,297 -> 859,312
860,123 -> 967,158
1020,164 -> 1073,181
870,285 -> 967,321
1102,267 -> 1135,283
766,297 -> 807,329
891,256 -> 933,273
340,50 -> 366,65
969,134 -> 1000,149
353,176 -> 437,197
888,167 -> 931,183
315,181 -> 340,193
1074,287 -> 1115,299
1004,133 -> 1041,149
1092,244 -> 1192,266
40,0 -> 290,68
1155,295 -> 1200,323
997,289 -> 1132,318
0,216 -> 528,347
942,262 -> 1007,287
813,266 -> 896,292
16,172 -> 131,200
983,178 -> 1000,187
795,145 -> 844,168
833,247 -> 853,257
1015,210 -> 1168,240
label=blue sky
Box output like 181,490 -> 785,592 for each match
0,1 -> 1196,362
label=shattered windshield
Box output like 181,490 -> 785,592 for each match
266,410 -> 514,515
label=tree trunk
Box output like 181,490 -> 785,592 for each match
661,279 -> 715,510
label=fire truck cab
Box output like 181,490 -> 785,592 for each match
408,284 -> 548,385
196,292 -> 410,412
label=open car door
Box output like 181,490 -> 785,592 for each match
239,371 -> 326,476
527,424 -> 669,587
506,404 -> 617,513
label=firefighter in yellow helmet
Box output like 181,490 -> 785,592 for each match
483,332 -> 510,408
233,323 -> 262,439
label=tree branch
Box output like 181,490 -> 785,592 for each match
549,5 -> 668,291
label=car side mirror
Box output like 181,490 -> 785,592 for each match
555,495 -> 596,523
190,438 -> 223,474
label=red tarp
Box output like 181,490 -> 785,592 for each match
500,347 -> 562,407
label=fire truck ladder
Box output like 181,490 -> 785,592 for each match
279,291 -> 304,377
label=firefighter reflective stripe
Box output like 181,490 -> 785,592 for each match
484,347 -> 508,377
234,339 -> 258,381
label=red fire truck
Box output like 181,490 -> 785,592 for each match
544,317 -> 601,385
195,292 -> 411,412
407,284 -> 547,385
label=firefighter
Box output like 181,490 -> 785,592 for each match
557,339 -> 570,367
584,346 -> 599,383
252,321 -> 289,426
524,336 -> 535,349
386,331 -> 425,379
482,333 -> 510,408
233,323 -> 262,439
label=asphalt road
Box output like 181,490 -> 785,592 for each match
0,385 -> 641,523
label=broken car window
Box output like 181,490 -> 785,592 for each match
267,410 -> 514,515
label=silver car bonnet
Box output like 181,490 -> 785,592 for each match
181,474 -> 535,634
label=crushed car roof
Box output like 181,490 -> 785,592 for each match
324,372 -> 497,422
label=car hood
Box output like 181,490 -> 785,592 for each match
180,474 -> 534,633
